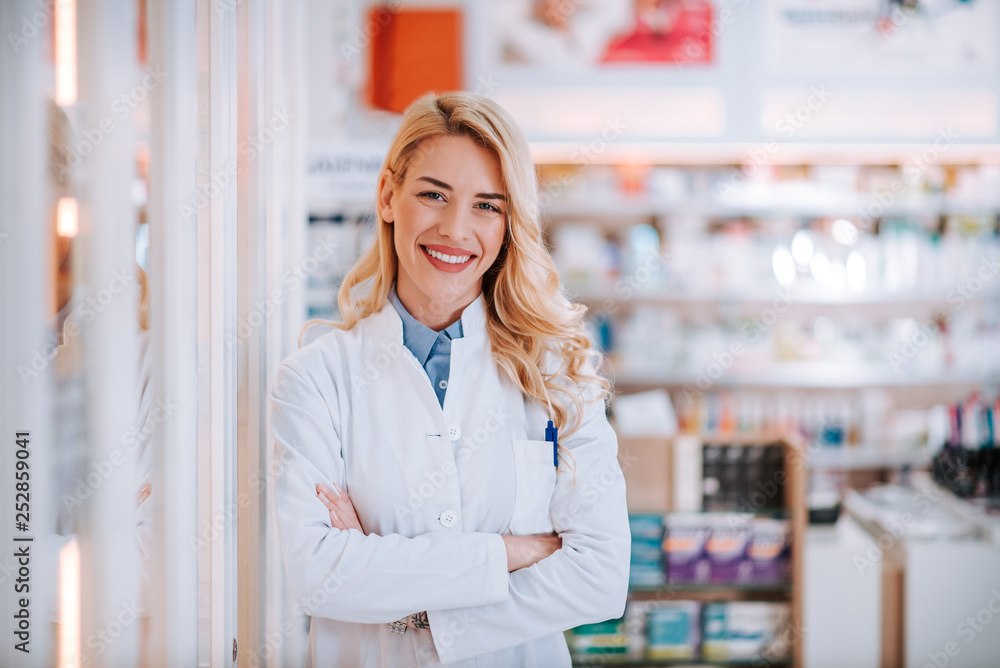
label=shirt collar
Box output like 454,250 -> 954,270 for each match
389,284 -> 465,365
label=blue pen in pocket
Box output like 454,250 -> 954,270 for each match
545,420 -> 558,467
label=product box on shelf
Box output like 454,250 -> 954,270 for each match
646,602 -> 701,660
629,514 -> 666,587
663,513 -> 711,583
749,517 -> 792,582
622,600 -> 701,661
662,513 -> 792,585
565,618 -> 627,658
701,601 -> 792,663
705,514 -> 753,583
623,600 -> 660,659
703,443 -> 786,512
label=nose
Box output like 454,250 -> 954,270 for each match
436,201 -> 474,242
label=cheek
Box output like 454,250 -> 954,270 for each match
484,221 -> 506,258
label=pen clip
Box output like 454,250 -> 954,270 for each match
545,420 -> 558,467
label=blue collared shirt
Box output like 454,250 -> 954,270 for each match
389,285 -> 464,407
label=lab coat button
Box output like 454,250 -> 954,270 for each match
447,423 -> 462,441
439,509 -> 459,528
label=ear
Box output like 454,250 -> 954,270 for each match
377,169 -> 396,223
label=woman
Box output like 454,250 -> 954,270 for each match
270,91 -> 630,667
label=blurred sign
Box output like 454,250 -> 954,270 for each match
306,142 -> 387,206
766,0 -> 998,74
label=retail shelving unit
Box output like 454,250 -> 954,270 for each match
571,432 -> 806,668
550,157 -> 998,668
539,156 -> 1000,423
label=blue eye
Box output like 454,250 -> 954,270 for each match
477,202 -> 501,213
418,191 -> 444,201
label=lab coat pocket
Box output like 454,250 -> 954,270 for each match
509,439 -> 558,535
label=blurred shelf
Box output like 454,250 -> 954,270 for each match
610,364 -> 996,389
571,288 -> 1000,308
807,447 -> 933,471
571,657 -> 791,667
542,198 -> 1000,220
631,582 -> 792,593
530,140 -> 1000,166
629,582 -> 792,601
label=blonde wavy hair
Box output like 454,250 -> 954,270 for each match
305,92 -> 610,447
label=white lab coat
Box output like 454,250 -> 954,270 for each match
270,293 -> 630,667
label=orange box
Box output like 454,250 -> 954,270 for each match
368,8 -> 462,114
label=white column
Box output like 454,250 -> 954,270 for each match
198,0 -> 240,664
0,1 -> 54,666
76,0 -> 140,666
146,0 -> 199,665
237,0 -> 268,661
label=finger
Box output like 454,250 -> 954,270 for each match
317,491 -> 346,527
318,483 -> 363,532
328,490 -> 359,518
317,483 -> 340,498
331,497 -> 363,532
332,500 -> 362,531
317,490 -> 335,510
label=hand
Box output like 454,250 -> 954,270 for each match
137,483 -> 151,507
533,0 -> 574,29
501,532 -> 562,572
316,482 -> 367,534
407,611 -> 430,630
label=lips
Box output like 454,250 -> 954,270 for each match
421,245 -> 476,273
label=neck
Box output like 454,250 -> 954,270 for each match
395,282 -> 478,331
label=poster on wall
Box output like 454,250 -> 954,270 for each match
765,0 -> 998,74
495,0 -> 716,69
466,1 -> 725,140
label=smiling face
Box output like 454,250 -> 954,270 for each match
378,134 -> 507,330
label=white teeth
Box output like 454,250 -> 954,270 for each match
426,248 -> 471,264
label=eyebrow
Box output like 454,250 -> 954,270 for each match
416,176 -> 507,201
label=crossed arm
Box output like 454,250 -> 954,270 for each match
315,482 -> 563,629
